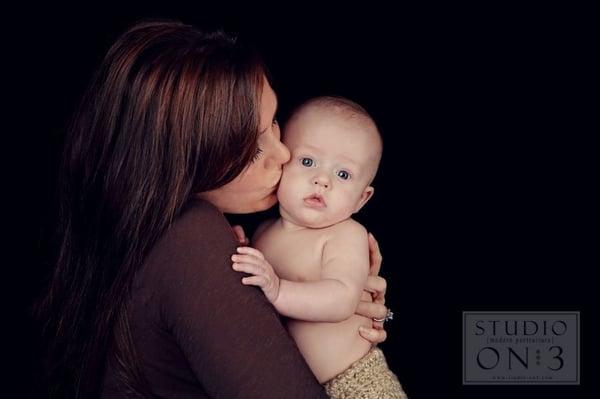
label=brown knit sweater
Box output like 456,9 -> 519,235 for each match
102,199 -> 327,398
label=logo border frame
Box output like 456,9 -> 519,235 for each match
462,311 -> 580,385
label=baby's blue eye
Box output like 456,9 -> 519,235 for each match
301,158 -> 314,167
337,170 -> 350,180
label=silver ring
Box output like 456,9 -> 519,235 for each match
373,308 -> 393,323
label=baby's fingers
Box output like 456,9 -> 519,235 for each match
231,253 -> 262,266
232,262 -> 263,276
241,275 -> 267,287
236,246 -> 265,260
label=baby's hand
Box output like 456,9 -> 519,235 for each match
231,246 -> 280,304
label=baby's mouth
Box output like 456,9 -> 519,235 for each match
303,193 -> 326,208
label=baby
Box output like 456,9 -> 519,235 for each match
231,96 -> 407,398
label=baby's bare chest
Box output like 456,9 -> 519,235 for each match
254,228 -> 326,282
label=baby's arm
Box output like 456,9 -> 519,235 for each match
232,222 -> 369,322
277,223 -> 370,321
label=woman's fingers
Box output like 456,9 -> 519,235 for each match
364,275 -> 386,304
360,236 -> 388,335
359,326 -> 387,344
367,233 -> 382,276
355,301 -> 388,321
231,225 -> 249,245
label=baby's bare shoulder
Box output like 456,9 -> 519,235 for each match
328,218 -> 368,241
253,218 -> 278,241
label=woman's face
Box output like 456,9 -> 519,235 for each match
199,77 -> 290,213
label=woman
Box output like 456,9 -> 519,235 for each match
37,20 -> 390,398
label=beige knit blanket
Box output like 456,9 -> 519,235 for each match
323,346 -> 408,399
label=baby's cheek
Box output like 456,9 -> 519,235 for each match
340,192 -> 363,216
329,199 -> 356,221
277,170 -> 294,194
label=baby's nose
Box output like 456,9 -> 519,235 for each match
313,176 -> 330,189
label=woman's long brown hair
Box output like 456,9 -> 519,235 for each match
36,20 -> 267,398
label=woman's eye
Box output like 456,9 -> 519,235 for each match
337,170 -> 351,180
272,117 -> 279,125
300,157 -> 314,167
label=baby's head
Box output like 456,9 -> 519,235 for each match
277,96 -> 382,229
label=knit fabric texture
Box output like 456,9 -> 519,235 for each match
323,346 -> 408,399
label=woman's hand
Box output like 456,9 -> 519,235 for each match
231,246 -> 280,304
231,225 -> 250,245
356,233 -> 389,344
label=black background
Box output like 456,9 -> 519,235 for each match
8,3 -> 596,398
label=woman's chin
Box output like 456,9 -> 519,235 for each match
255,193 -> 279,212
228,193 -> 278,214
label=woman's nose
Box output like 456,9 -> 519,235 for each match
276,140 -> 291,164
274,140 -> 290,166
265,139 -> 290,169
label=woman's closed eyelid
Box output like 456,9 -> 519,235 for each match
250,147 -> 263,163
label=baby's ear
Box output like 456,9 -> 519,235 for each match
354,186 -> 374,213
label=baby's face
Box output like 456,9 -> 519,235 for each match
277,108 -> 381,229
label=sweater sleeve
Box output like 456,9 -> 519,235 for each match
156,200 -> 327,399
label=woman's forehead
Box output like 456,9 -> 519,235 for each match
260,78 -> 278,115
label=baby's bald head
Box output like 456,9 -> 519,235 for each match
284,96 -> 383,183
